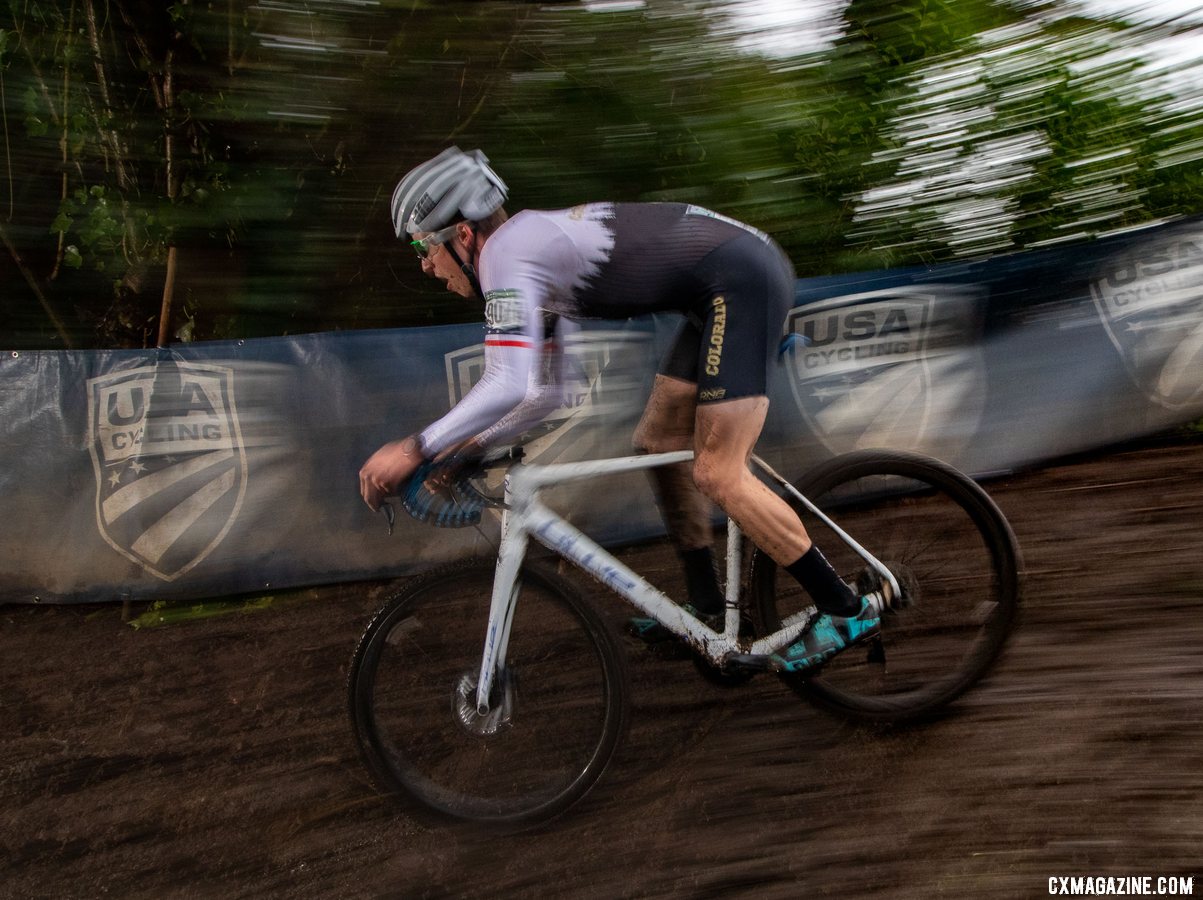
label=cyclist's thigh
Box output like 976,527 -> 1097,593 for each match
634,371 -> 697,452
657,315 -> 703,385
692,233 -> 794,405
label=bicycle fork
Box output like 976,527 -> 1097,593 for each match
474,504 -> 527,719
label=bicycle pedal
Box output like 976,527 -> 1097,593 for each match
866,636 -> 886,665
722,653 -> 775,673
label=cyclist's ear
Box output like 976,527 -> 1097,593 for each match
454,221 -> 477,253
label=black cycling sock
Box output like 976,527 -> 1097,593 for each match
785,546 -> 860,617
681,546 -> 724,616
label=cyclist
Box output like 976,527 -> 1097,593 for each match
358,147 -> 881,673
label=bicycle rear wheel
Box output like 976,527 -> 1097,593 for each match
751,450 -> 1020,724
348,558 -> 629,829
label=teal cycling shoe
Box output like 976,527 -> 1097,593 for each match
770,596 -> 882,673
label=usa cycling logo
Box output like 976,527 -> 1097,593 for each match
782,285 -> 987,456
87,362 -> 248,581
1090,226 -> 1203,409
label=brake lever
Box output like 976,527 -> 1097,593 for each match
379,501 -> 396,536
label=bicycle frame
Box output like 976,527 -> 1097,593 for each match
472,450 -> 902,716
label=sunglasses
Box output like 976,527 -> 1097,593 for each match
410,225 -> 461,260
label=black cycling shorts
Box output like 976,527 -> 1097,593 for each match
658,232 -> 796,404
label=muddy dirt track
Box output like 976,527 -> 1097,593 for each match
3,438 -> 1203,899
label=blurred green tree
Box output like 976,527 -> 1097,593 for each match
1,0 -> 1201,348
831,1 -> 1203,261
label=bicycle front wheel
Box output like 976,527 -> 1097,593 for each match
348,559 -> 630,829
752,450 -> 1021,724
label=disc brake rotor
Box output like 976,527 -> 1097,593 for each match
452,668 -> 516,737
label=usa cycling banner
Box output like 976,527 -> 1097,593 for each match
0,326 -> 662,604
2,215 -> 1201,603
762,215 -> 1203,471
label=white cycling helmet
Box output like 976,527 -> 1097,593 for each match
390,147 -> 508,238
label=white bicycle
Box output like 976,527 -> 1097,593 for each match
347,447 -> 1020,830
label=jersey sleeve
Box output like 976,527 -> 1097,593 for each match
474,316 -> 573,449
417,214 -> 569,456
417,314 -> 539,456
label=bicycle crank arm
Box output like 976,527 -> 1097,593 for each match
725,634 -> 888,676
721,652 -> 776,673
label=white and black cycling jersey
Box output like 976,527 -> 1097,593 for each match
419,202 -> 783,455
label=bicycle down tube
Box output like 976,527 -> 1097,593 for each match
476,450 -> 694,713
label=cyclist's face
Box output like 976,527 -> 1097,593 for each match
415,225 -> 476,298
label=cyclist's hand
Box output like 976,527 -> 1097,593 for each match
359,437 -> 424,511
